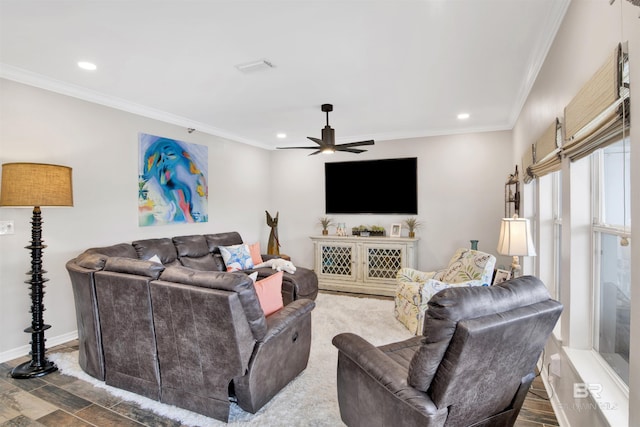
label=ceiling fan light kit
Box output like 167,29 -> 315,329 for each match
278,104 -> 374,155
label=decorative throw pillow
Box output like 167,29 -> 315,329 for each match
219,244 -> 254,272
253,271 -> 284,316
248,242 -> 264,265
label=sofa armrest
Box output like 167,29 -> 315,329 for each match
397,268 -> 437,284
103,256 -> 165,279
332,333 -> 440,415
260,254 -> 281,262
263,298 -> 315,341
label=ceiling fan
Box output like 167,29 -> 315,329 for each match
278,104 -> 374,155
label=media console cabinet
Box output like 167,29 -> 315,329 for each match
310,235 -> 418,296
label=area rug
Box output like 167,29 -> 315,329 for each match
49,292 -> 413,426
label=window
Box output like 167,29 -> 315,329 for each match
592,138 -> 631,386
552,170 -> 562,302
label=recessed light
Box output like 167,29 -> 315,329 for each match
457,113 -> 470,120
78,61 -> 97,71
276,133 -> 287,139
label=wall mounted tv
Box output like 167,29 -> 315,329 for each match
325,157 -> 418,214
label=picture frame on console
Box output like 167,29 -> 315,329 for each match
493,269 -> 511,285
390,223 -> 402,237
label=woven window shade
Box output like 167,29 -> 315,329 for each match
522,145 -> 534,184
530,119 -> 561,178
563,44 -> 629,161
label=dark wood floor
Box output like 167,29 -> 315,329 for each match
1,340 -> 558,427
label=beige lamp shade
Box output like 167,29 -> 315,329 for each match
497,217 -> 536,257
0,163 -> 73,207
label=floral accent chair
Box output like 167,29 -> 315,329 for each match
394,248 -> 496,334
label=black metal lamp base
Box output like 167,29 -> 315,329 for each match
11,206 -> 57,380
11,359 -> 57,379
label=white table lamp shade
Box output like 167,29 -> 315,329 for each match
497,217 -> 536,257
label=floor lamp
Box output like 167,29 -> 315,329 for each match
496,216 -> 536,278
0,163 -> 73,378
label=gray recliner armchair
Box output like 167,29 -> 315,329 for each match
333,275 -> 562,427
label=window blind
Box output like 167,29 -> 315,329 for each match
563,44 -> 629,161
530,118 -> 561,177
522,144 -> 534,184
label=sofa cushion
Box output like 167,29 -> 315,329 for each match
440,248 -> 496,285
254,271 -> 284,316
86,243 -> 138,259
173,235 -> 210,257
132,238 -> 179,265
220,244 -> 254,272
179,254 -> 220,271
249,242 -> 264,265
204,232 -> 244,253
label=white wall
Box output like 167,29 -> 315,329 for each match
0,79 -> 272,358
512,0 -> 640,425
269,131 -> 513,272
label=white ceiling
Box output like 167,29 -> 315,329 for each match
0,0 -> 570,150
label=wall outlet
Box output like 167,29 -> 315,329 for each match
0,220 -> 15,235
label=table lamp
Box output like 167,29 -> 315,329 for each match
497,215 -> 536,278
0,163 -> 73,378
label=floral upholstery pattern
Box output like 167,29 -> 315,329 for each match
394,248 -> 496,334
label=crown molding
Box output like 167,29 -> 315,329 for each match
0,64 -> 272,150
1,63 -> 516,149
507,0 -> 571,128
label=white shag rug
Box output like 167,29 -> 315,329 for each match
49,293 -> 413,426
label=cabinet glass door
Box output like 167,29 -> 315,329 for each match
364,244 -> 404,281
320,243 -> 356,280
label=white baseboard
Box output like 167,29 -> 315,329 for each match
0,330 -> 78,364
540,366 -> 572,427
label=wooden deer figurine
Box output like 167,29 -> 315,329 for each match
266,210 -> 280,255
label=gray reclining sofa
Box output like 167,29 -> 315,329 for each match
66,231 -> 318,421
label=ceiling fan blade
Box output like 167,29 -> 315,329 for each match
336,140 -> 375,148
308,150 -> 323,156
277,146 -> 320,150
307,136 -> 325,146
337,148 -> 367,154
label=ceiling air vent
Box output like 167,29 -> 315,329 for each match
235,59 -> 274,73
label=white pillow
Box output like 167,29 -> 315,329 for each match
219,244 -> 254,272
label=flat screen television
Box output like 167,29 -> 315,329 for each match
325,157 -> 418,214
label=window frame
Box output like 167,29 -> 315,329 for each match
590,143 -> 631,391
